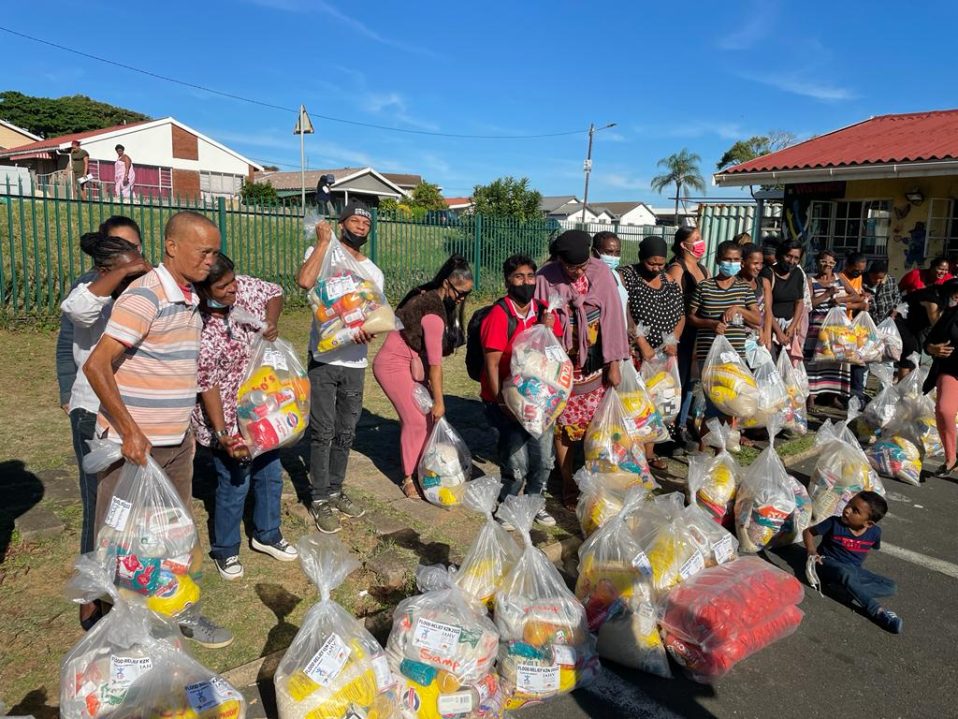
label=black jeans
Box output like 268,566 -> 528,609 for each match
850,365 -> 869,406
308,359 -> 365,502
69,408 -> 99,554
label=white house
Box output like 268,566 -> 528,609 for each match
541,196 -> 615,223
254,167 -> 410,207
0,117 -> 262,200
592,201 -> 657,226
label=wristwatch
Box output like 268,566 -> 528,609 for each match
214,428 -> 230,440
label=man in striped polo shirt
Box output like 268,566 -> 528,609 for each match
85,211 -> 233,649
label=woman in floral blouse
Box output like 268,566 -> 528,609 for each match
191,254 -> 296,581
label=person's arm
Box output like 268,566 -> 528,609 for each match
635,334 -> 655,362
296,222 -> 332,289
61,284 -> 112,329
785,299 -> 805,339
665,263 -> 684,285
802,526 -> 822,563
263,293 -> 283,341
82,153 -> 89,175
199,388 -> 248,459
688,290 -> 725,333
480,306 -> 508,400
122,154 -> 132,173
484,349 -> 504,399
924,300 -> 942,327
811,282 -> 837,308
56,313 -> 77,412
84,336 -> 151,465
422,313 -> 446,420
84,256 -> 152,302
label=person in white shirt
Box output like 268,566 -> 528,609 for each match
59,217 -> 149,629
592,231 -> 630,325
296,201 -> 384,534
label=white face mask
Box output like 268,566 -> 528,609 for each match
949,297 -> 958,308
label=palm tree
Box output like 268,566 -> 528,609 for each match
651,148 -> 706,224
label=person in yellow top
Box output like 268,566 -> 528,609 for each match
837,253 -> 871,406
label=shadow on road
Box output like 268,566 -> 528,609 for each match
7,688 -> 57,719
0,459 -> 45,563
254,582 -> 303,719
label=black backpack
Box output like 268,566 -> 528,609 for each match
465,299 -> 515,382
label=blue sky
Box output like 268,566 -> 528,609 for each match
4,0 -> 958,205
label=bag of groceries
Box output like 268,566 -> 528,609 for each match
863,363 -> 899,430
573,468 -> 647,538
453,476 -> 522,609
308,234 -> 400,354
777,350 -> 809,435
740,346 -> 788,430
769,476 -> 813,547
583,389 -> 657,491
275,535 -> 400,719
851,311 -> 884,364
734,417 -> 797,553
618,360 -> 669,444
701,335 -> 760,418
501,293 -> 573,438
815,307 -> 881,365
495,495 -> 599,711
637,326 -> 682,425
682,504 -> 739,567
687,419 -> 741,526
876,303 -> 906,361
83,441 -> 200,619
413,385 -> 473,507
387,565 -> 502,719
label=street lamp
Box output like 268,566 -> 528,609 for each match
293,104 -> 315,210
581,122 -> 616,229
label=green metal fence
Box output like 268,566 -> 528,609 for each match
0,181 -> 678,321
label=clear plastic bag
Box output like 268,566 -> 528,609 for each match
688,419 -> 741,526
682,504 -> 739,567
495,496 -> 599,711
453,476 -> 522,609
637,327 -> 682,425
235,330 -> 310,458
862,363 -> 899,430
583,389 -> 657,491
851,311 -> 884,364
733,418 -> 797,553
83,441 -> 200,618
777,351 -> 809,435
740,346 -> 788,430
866,436 -> 922,487
660,557 -> 804,682
814,307 -> 881,365
308,235 -> 400,353
388,565 -> 501,719
701,335 -> 760,418
276,535 -> 400,719
413,385 -> 473,507
60,554 -> 184,719
769,476 -> 813,547
641,514 -> 710,598
573,468 -> 640,538
877,303 -> 906,361
501,293 -> 573,438
618,361 -> 669,444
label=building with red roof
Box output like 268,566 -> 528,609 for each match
714,109 -> 958,274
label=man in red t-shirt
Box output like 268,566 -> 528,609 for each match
481,254 -> 559,527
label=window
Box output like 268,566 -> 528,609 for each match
805,199 -> 891,257
200,171 -> 243,200
927,198 -> 958,255
861,200 -> 890,254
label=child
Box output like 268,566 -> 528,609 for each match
803,491 -> 902,633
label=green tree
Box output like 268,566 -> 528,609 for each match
471,176 -> 542,221
0,91 -> 150,137
240,180 -> 278,206
406,181 -> 446,211
651,148 -> 706,223
716,130 -> 798,170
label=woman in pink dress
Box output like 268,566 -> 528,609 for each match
114,144 -> 136,200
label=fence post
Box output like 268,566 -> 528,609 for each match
217,196 -> 227,252
370,207 -> 379,264
473,213 -> 482,292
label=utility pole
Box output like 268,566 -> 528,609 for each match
293,105 -> 315,211
581,122 -> 616,230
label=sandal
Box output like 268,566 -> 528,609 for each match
401,477 -> 420,500
648,457 -> 669,471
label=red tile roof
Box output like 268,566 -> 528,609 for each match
444,196 -> 472,206
721,109 -> 958,175
0,120 -> 153,157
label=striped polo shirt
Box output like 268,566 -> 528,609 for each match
96,263 -> 202,446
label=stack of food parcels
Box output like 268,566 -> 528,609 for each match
688,419 -> 741,527
500,295 -> 573,438
495,495 -> 599,710
307,235 -> 400,354
810,401 -> 886,523
573,468 -> 648,538
617,361 -> 670,444
83,441 -> 201,619
814,307 -> 883,364
776,350 -> 809,435
385,564 -> 501,719
660,558 -> 804,682
890,357 -> 943,459
877,303 -> 907,361
412,385 -> 473,507
740,345 -> 788,430
734,418 -> 798,553
453,477 -> 521,609
583,389 -> 657,490
275,535 -> 399,719
61,554 -> 246,719
234,328 -> 310,456
636,326 -> 682,425
701,336 -> 760,417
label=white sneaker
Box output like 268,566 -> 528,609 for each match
251,536 -> 299,562
214,555 -> 244,580
535,509 -> 557,527
494,512 -> 516,531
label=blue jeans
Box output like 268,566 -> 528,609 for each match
818,559 -> 896,617
850,365 -> 869,406
69,408 -> 99,554
211,449 -> 283,559
483,402 -> 555,502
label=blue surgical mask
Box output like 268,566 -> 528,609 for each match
718,261 -> 741,277
599,254 -> 620,270
206,297 -> 228,309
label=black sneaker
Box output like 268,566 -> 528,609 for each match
329,491 -> 366,518
213,554 -> 244,580
310,500 -> 342,534
875,608 -> 903,634
251,536 -> 299,562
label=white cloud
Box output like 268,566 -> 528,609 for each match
602,172 -> 649,191
740,71 -> 857,101
597,131 -> 627,143
361,92 -> 440,132
634,122 -> 750,141
206,129 -> 295,151
717,0 -> 778,51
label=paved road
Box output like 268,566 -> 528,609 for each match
517,455 -> 958,719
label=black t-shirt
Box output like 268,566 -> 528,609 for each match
760,266 -> 805,319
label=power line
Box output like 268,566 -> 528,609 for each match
0,25 -> 588,141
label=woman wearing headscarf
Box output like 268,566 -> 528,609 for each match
373,255 -> 474,499
619,235 -> 685,469
535,230 -> 630,507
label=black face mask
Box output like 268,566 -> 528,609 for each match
341,228 -> 368,249
777,262 -> 794,275
443,296 -> 458,314
638,265 -> 660,280
507,283 -> 535,304
846,270 -> 862,279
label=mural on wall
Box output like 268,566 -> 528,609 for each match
895,220 -> 927,269
782,181 -> 846,270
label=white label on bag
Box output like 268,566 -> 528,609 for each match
679,551 -> 706,580
325,275 -> 357,300
544,345 -> 566,362
412,617 -> 461,657
104,496 -> 133,531
552,644 -> 576,666
516,663 -> 560,693
185,677 -> 233,712
304,633 -> 352,686
624,416 -> 638,435
372,655 -> 393,691
637,602 -> 657,633
631,551 -> 653,576
437,691 -> 475,715
720,351 -> 739,364
713,534 -> 735,564
262,347 -> 288,371
109,656 -> 152,687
